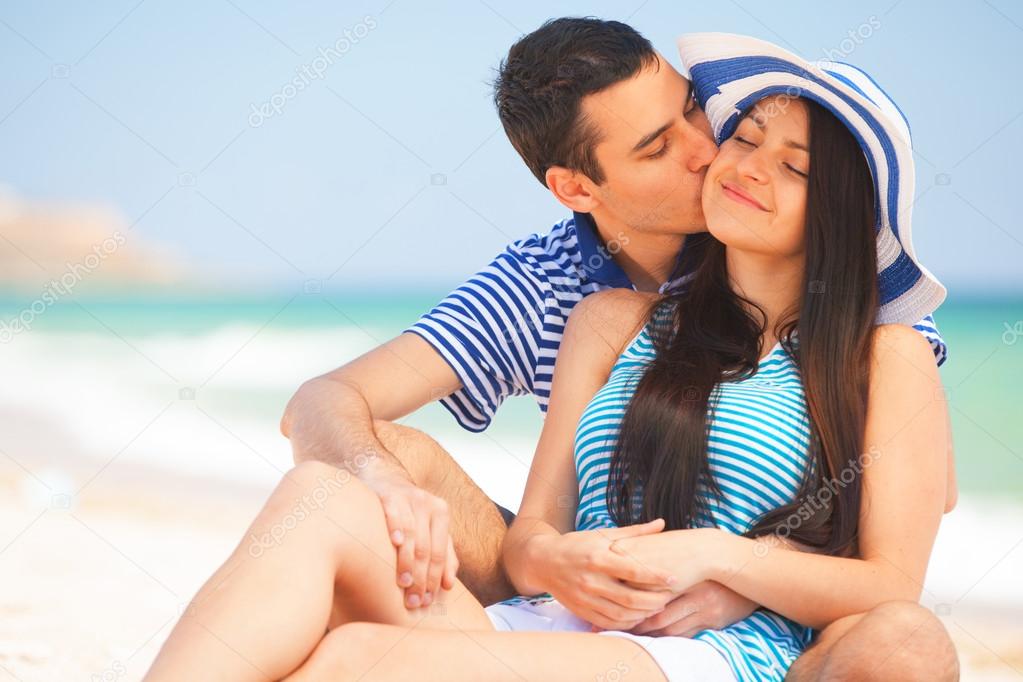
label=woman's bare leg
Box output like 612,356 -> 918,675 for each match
144,461 -> 494,681
285,622 -> 669,682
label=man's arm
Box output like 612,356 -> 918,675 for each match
283,235 -> 560,608
912,314 -> 957,513
281,332 -> 462,609
281,331 -> 460,476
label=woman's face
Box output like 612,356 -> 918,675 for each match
702,96 -> 811,258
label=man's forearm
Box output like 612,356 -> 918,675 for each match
282,376 -> 410,483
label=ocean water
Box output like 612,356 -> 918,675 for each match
0,292 -> 1020,504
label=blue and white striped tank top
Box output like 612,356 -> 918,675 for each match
574,317 -> 815,682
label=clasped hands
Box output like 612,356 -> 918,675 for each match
538,518 -> 757,635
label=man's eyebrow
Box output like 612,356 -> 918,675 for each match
631,122 -> 673,153
631,80 -> 693,153
746,114 -> 809,152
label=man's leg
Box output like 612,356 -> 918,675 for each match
786,601 -> 959,681
373,420 -> 518,605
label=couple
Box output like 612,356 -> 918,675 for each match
146,20 -> 958,681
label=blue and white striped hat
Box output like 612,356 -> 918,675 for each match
677,33 -> 946,326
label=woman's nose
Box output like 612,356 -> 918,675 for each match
735,149 -> 769,184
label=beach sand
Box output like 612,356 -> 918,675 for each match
2,444 -> 1021,682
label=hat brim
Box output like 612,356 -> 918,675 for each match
678,32 -> 946,325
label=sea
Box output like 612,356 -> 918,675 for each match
1,291 -> 1019,501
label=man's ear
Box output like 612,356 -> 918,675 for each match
545,166 -> 600,213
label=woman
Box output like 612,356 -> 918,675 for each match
144,35 -> 949,682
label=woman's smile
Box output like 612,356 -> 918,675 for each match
720,180 -> 769,212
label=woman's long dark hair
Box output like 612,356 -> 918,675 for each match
607,100 -> 878,555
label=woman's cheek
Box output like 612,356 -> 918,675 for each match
781,189 -> 809,253
710,146 -> 739,171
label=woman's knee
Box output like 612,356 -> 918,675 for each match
286,622 -> 407,681
254,462 -> 381,548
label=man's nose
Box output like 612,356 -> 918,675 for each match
682,125 -> 718,173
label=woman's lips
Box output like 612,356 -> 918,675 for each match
721,182 -> 768,211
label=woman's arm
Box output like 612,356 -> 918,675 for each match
501,290 -> 678,627
503,289 -> 650,587
610,324 -> 949,629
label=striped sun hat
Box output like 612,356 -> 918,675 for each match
677,32 -> 946,326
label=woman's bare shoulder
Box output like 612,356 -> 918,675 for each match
567,289 -> 661,357
870,324 -> 938,372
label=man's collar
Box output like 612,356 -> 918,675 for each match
572,211 -> 634,288
573,211 -> 704,293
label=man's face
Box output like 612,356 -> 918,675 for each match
582,53 -> 718,235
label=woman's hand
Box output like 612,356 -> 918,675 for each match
624,581 -> 757,637
538,519 -> 678,630
607,526 -> 724,596
618,531 -> 816,636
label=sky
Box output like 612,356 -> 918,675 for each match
1,0 -> 1021,296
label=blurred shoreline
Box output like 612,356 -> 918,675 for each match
2,292 -> 1020,499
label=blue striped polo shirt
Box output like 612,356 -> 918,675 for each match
405,212 -> 947,433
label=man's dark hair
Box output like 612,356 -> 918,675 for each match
493,17 -> 657,187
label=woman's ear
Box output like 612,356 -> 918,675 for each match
545,166 -> 600,213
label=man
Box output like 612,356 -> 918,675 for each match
281,17 -> 958,680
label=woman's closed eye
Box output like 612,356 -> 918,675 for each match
734,135 -> 756,147
784,162 -> 808,178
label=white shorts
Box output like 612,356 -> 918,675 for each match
485,596 -> 736,682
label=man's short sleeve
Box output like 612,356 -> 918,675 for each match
405,250 -> 549,432
913,314 -> 948,367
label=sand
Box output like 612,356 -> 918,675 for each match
1,449 -> 1020,681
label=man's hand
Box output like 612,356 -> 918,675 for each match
538,520 -> 677,630
365,471 -> 458,609
280,332 -> 469,611
625,581 -> 757,637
